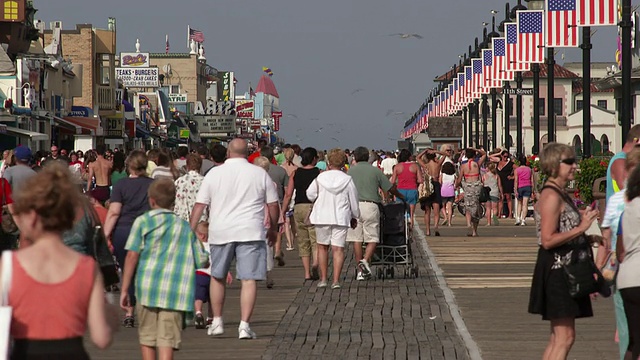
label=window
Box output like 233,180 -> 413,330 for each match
169,85 -> 180,94
554,98 -> 563,115
576,100 -> 584,111
539,98 -> 545,116
98,54 -> 111,85
3,1 -> 17,21
597,100 -> 608,109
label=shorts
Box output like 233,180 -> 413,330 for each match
420,181 -> 443,209
209,241 -> 267,281
489,196 -> 500,202
315,225 -> 348,247
195,273 -> 210,302
441,196 -> 455,203
517,186 -> 533,198
137,305 -> 184,349
398,189 -> 418,205
347,202 -> 381,244
293,204 -> 317,257
91,185 -> 110,204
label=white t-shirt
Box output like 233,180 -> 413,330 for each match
196,158 -> 279,245
618,197 -> 640,289
380,158 -> 397,175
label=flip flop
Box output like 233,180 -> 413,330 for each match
435,231 -> 441,237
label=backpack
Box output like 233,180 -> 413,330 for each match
418,173 -> 434,201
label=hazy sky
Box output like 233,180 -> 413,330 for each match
37,0 -> 620,150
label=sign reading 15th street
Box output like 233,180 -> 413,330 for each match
116,67 -> 159,87
504,88 -> 534,96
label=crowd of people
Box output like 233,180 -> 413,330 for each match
9,132 -> 638,359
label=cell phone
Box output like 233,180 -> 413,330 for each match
590,201 -> 598,210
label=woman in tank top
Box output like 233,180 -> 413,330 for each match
456,148 -> 486,236
439,162 -> 457,227
482,163 -> 502,226
390,149 -> 423,227
282,147 -> 321,281
1,163 -> 118,359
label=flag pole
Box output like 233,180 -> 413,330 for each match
187,25 -> 190,49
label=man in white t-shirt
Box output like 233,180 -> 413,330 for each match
380,152 -> 397,176
190,138 -> 279,340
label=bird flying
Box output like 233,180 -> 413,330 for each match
389,33 -> 423,39
351,89 -> 364,95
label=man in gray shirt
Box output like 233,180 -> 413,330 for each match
198,145 -> 215,176
261,145 -> 288,266
3,146 -> 36,193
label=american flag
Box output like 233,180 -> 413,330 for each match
439,91 -> 446,116
517,11 -> 545,63
546,0 -> 578,47
577,0 -> 617,26
189,27 -> 205,43
493,38 -> 514,81
452,78 -> 460,110
483,49 -> 502,89
506,23 -> 531,72
457,73 -> 465,106
165,34 -> 170,54
465,66 -> 473,101
472,59 -> 484,98
448,84 -> 454,114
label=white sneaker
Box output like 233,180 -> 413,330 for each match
359,259 -> 372,276
317,281 -> 328,288
515,219 -> 521,226
520,220 -> 526,226
356,272 -> 365,281
207,318 -> 224,336
238,326 -> 257,339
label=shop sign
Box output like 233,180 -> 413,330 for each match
125,119 -> 135,138
216,71 -> 233,102
272,111 -> 282,132
193,100 -> 235,116
105,117 -> 125,137
179,129 -> 190,139
194,115 -> 236,136
250,119 -> 261,129
120,52 -> 150,67
168,94 -> 187,103
236,100 -> 254,119
116,67 -> 159,87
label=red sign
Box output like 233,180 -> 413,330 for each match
236,100 -> 254,119
125,120 -> 136,138
272,111 -> 282,132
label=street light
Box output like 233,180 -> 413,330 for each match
487,13 -> 501,152
526,0 -> 544,155
499,2 -> 512,150
511,0 -> 527,155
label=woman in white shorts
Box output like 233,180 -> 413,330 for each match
307,149 -> 360,289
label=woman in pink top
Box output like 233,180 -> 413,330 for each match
390,149 -> 423,227
1,163 -> 118,359
514,155 -> 534,226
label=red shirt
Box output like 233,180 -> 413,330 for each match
1,178 -> 12,204
248,151 -> 277,165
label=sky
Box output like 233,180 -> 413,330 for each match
36,0 -> 620,150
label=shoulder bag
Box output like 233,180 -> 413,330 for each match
84,203 -> 120,288
418,166 -> 434,201
1,181 -> 17,234
0,251 -> 13,359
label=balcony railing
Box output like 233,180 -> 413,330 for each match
96,85 -> 114,111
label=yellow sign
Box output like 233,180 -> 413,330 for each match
179,129 -> 190,139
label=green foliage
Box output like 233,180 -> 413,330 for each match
574,158 -> 609,203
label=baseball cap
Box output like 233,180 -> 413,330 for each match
14,146 -> 32,162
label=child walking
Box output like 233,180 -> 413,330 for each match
120,178 -> 209,360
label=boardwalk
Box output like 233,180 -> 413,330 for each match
85,212 -> 621,359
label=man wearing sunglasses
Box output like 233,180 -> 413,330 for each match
607,125 -> 640,202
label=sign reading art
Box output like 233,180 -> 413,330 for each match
193,100 -> 236,116
120,52 -> 150,67
236,100 -> 254,119
194,115 -> 236,137
116,67 -> 159,87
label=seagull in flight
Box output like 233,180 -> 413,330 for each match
351,88 -> 364,95
286,114 -> 298,119
331,137 -> 339,142
386,110 -> 405,117
389,33 -> 423,39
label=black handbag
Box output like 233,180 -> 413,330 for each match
85,203 -> 120,288
563,252 -> 610,299
479,186 -> 491,203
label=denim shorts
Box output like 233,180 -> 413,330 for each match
489,196 -> 500,202
398,189 -> 419,205
209,241 -> 267,281
517,186 -> 533,198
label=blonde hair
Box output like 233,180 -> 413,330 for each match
283,148 -> 295,162
487,162 -> 497,174
148,178 -> 176,209
327,148 -> 346,169
539,143 -> 574,177
253,156 -> 271,171
127,150 -> 148,175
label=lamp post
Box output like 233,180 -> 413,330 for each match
526,0 -> 543,154
511,0 -> 527,155
487,13 -> 501,150
475,98 -> 480,147
463,107 -> 468,147
499,3 -> 512,150
547,48 -> 556,143
582,27 -> 592,158
621,0 -> 632,142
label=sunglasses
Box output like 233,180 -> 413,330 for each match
560,157 -> 576,165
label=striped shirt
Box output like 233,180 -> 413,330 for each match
126,209 -> 209,312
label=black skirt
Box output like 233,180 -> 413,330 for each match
11,337 -> 90,360
528,246 -> 593,321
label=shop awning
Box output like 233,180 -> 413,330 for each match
53,116 -> 84,134
6,126 -> 49,141
62,117 -> 101,135
136,126 -> 150,139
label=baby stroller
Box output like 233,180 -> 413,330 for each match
370,201 -> 419,280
